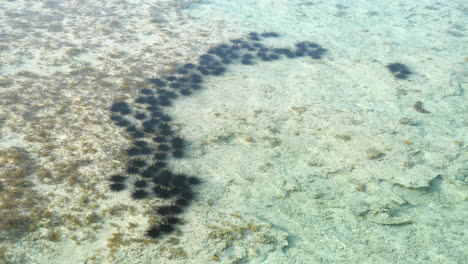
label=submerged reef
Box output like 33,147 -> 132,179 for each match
108,32 -> 332,239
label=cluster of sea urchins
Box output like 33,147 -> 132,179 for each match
108,32 -> 330,239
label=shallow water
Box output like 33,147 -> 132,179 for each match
0,0 -> 466,263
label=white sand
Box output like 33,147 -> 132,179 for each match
0,0 -> 466,263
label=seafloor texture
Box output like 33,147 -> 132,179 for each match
0,0 -> 467,263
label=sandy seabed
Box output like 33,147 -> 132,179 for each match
0,0 -> 466,263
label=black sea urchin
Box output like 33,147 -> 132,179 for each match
109,183 -> 126,192
131,189 -> 148,200
145,226 -> 161,239
110,101 -> 131,115
109,174 -> 127,182
134,179 -> 147,188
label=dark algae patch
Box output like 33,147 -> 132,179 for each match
413,101 -> 431,113
108,32 -> 415,240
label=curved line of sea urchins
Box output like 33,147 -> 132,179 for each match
107,31 -> 328,238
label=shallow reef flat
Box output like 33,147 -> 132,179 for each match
0,0 -> 466,264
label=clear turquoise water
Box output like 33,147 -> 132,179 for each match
0,0 -> 466,263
